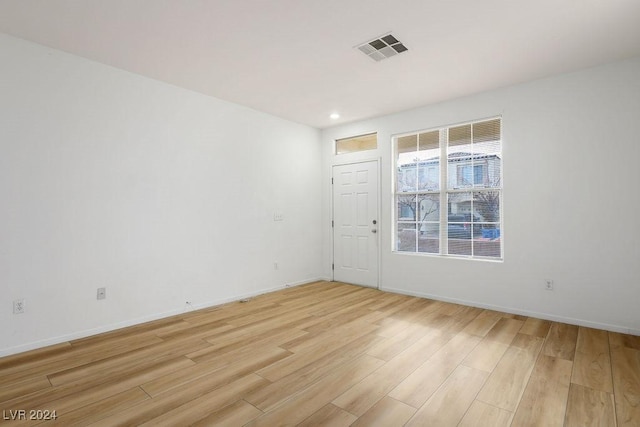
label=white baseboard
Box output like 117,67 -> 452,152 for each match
9,278 -> 633,358
0,278 -> 323,358
381,285 -> 640,336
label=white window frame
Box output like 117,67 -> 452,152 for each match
393,117 -> 503,260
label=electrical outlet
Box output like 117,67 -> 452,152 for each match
274,262 -> 279,270
13,299 -> 25,314
97,287 -> 106,300
544,279 -> 554,291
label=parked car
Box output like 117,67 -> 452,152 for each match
447,214 -> 481,239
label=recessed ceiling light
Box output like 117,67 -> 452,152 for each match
330,113 -> 340,120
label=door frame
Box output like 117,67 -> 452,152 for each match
331,158 -> 381,289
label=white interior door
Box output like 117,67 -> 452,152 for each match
332,161 -> 379,288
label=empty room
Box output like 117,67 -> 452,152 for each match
1,1 -> 640,426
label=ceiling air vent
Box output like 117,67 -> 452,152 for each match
357,33 -> 408,62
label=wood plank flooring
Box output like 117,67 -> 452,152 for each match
1,281 -> 639,426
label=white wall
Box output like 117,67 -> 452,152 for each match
322,57 -> 640,335
0,34 -> 323,356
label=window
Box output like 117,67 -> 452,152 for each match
336,133 -> 377,154
394,118 -> 502,259
458,164 -> 486,186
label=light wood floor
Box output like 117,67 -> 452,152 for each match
1,281 -> 639,426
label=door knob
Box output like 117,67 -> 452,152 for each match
371,229 -> 377,233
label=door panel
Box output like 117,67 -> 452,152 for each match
333,161 -> 378,288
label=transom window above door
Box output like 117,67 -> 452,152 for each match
335,133 -> 377,154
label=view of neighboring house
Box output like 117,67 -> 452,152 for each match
397,151 -> 501,222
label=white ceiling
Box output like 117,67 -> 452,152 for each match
1,0 -> 640,129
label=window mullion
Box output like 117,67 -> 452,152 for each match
468,122 -> 473,258
440,128 -> 448,255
